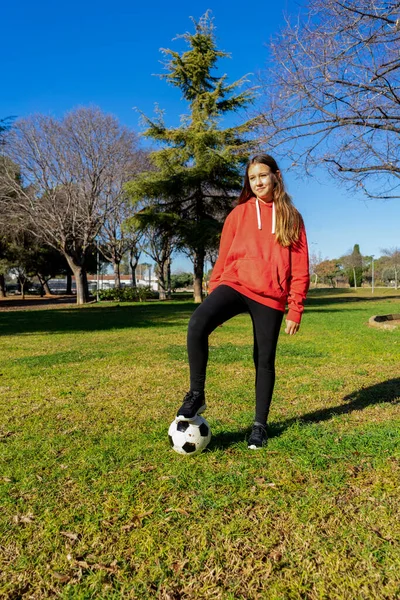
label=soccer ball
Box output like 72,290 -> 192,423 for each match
168,415 -> 211,456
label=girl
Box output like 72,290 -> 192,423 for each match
176,154 -> 310,448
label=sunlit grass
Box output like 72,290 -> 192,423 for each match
1,289 -> 399,599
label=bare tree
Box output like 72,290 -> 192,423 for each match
143,225 -> 176,300
0,156 -> 22,297
309,249 -> 323,287
258,0 -> 400,199
98,151 -> 149,288
99,199 -> 139,289
0,107 -> 139,303
126,230 -> 145,290
381,246 -> 400,288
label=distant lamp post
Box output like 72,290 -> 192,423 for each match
371,255 -> 375,294
310,241 -> 319,287
96,238 -> 100,302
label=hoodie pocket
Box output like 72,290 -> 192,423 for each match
276,264 -> 290,297
225,258 -> 286,299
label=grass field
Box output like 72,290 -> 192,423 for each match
1,288 -> 399,599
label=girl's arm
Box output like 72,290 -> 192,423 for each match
286,225 -> 310,326
208,211 -> 236,293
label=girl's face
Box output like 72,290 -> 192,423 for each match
248,163 -> 276,202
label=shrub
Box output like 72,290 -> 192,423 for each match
137,286 -> 156,302
97,286 -> 157,302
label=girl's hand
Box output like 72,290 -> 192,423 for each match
285,319 -> 300,335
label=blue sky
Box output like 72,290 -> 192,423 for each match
3,0 -> 399,272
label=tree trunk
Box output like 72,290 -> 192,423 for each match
129,249 -> 139,290
193,249 -> 205,303
0,274 -> 6,297
65,255 -> 89,304
167,257 -> 172,300
113,261 -> 121,289
353,267 -> 357,289
158,262 -> 167,300
20,278 -> 26,300
66,271 -> 72,295
37,273 -> 53,296
395,267 -> 398,290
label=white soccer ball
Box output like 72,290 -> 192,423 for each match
168,415 -> 211,456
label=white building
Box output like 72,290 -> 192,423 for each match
47,274 -> 159,294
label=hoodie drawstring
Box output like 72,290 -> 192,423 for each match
272,201 -> 276,234
256,198 -> 262,230
256,199 -> 276,234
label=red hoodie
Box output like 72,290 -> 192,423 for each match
208,198 -> 310,323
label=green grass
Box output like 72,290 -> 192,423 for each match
0,288 -> 399,599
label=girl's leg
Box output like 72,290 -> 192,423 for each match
246,300 -> 284,426
187,285 -> 246,392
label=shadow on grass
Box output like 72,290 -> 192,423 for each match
209,378 -> 400,449
306,291 -> 400,308
0,302 -> 197,336
269,377 -> 400,438
1,290 -> 398,335
208,428 -> 251,450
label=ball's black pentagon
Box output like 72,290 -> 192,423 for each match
168,435 -> 174,447
177,421 -> 190,432
182,442 -> 197,453
199,423 -> 209,437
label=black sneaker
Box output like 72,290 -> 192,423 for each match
176,391 -> 206,421
248,423 -> 267,449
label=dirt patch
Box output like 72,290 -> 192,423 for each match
368,314 -> 400,331
0,295 -> 79,312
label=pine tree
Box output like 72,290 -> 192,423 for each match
126,12 -> 257,302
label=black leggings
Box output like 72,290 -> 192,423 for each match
187,284 -> 284,425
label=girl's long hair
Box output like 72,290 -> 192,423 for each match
238,154 -> 303,247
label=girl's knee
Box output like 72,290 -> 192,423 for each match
188,314 -> 206,338
256,349 -> 276,370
